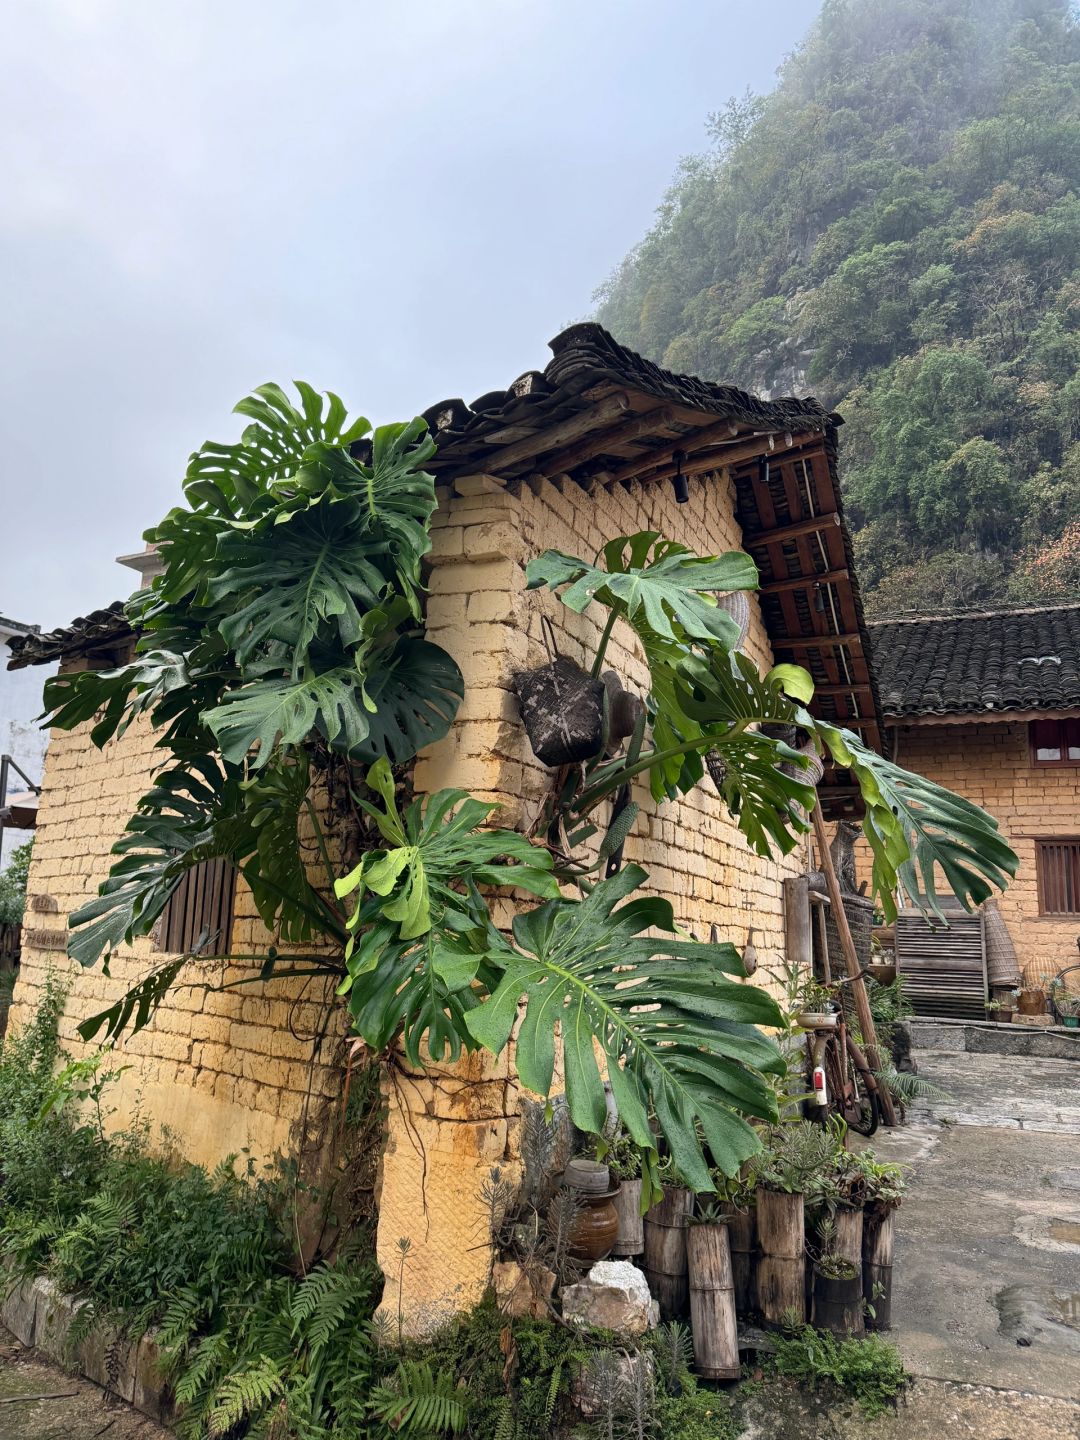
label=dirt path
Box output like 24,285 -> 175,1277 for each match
0,1332 -> 170,1440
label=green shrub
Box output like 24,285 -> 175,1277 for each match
0,839 -> 32,927
768,1324 -> 908,1417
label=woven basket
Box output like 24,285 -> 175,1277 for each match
983,898 -> 1021,989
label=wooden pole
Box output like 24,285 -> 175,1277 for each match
811,802 -> 897,1127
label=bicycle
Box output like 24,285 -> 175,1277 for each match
801,971 -> 881,1136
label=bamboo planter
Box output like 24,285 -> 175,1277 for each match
755,1189 -> 806,1326
643,1186 -> 693,1320
721,1206 -> 756,1316
611,1179 -> 644,1256
686,1224 -> 740,1381
862,1207 -> 896,1331
832,1205 -> 864,1269
812,1265 -> 865,1337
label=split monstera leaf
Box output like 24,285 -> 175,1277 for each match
42,381 -> 1016,1189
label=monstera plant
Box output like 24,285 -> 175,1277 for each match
41,382 -> 1016,1196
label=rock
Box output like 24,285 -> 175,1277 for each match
561,1259 -> 659,1336
571,1350 -> 655,1418
492,1259 -> 556,1319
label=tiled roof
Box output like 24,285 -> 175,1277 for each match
0,614 -> 39,637
869,602 -> 1080,717
6,602 -> 130,670
421,322 -> 832,479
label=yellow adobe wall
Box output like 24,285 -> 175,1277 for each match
9,464 -> 810,1337
9,707 -> 347,1173
877,720 -> 1080,976
375,468 -> 809,1333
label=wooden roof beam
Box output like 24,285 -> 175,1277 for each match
608,424 -> 820,487
760,569 -> 850,595
777,632 -> 862,649
746,513 -> 842,546
474,391 -> 632,473
531,404 -> 679,479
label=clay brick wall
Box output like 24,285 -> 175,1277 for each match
879,720 -> 1080,977
11,465 -> 809,1336
374,468 -> 810,1331
9,708 -> 346,1172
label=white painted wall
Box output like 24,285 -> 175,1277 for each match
0,622 -> 55,868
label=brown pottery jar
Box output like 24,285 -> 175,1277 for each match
562,1159 -> 619,1263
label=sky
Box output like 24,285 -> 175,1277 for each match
2,0 -> 819,628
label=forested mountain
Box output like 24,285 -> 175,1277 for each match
596,0 -> 1080,612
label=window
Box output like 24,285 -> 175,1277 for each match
156,860 -> 237,955
1029,718 -> 1080,766
1036,840 -> 1080,916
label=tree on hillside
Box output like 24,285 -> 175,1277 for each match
595,0 -> 1080,611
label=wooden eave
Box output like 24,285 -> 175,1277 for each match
426,328 -> 884,822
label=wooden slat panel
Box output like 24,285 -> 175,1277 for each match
895,910 -> 987,1019
156,861 -> 236,956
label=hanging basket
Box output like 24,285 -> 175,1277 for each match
716,590 -> 751,649
512,656 -> 606,766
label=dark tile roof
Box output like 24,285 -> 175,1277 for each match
422,322 -> 832,480
869,602 -> 1080,717
0,614 -> 39,637
6,602 -> 130,670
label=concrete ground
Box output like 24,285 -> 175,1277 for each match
852,1047 -> 1080,1437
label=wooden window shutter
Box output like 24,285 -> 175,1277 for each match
156,860 -> 237,955
1036,840 -> 1080,916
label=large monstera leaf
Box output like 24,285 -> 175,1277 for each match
815,720 -> 1018,922
208,505 -> 394,671
67,760 -> 240,970
527,531 -> 757,654
351,636 -> 464,766
334,758 -> 561,1064
183,381 -> 371,519
466,864 -> 785,1190
335,758 -> 560,965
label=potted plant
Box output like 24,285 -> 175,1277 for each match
985,994 -> 1015,1023
850,1151 -> 905,1331
811,1218 -> 865,1337
1049,976 -> 1080,1029
1016,985 -> 1047,1017
643,1157 -> 694,1321
686,1202 -> 740,1380
794,979 -> 838,1032
713,1164 -> 758,1316
603,1131 -> 645,1257
754,1122 -> 836,1326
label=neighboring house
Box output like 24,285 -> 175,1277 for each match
6,323 -> 881,1330
870,601 -> 1080,993
0,612 -> 54,868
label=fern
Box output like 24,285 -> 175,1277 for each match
369,1360 -> 470,1435
544,1356 -> 564,1426
206,1354 -> 284,1437
492,1396 -> 516,1440
875,1065 -> 949,1104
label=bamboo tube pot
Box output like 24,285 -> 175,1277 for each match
687,1224 -> 741,1381
643,1185 -> 693,1320
721,1205 -> 756,1316
813,1265 -> 865,1337
832,1204 -> 864,1270
862,1207 -> 896,1330
611,1179 -> 644,1256
756,1188 -> 806,1326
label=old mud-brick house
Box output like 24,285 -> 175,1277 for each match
7,324 -> 883,1332
869,602 -> 1080,1015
